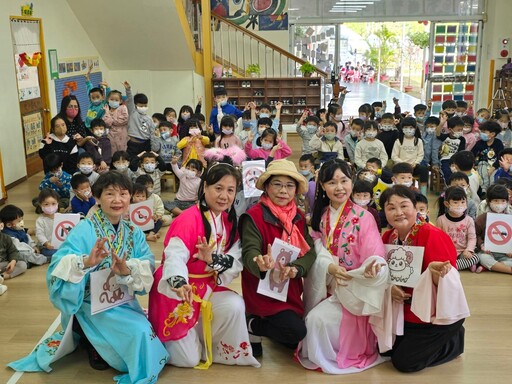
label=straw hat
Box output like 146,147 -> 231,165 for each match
256,159 -> 308,195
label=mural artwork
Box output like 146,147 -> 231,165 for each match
211,0 -> 288,31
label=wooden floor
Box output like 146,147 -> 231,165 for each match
1,171 -> 512,384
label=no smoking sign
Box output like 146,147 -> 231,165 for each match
485,213 -> 512,253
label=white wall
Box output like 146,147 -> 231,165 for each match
0,0 -> 107,185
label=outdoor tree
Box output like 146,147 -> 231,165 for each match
408,31 -> 430,87
364,25 -> 398,81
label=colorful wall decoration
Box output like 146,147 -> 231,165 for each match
428,22 -> 480,114
211,0 -> 288,31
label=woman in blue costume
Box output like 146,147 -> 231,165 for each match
8,171 -> 169,384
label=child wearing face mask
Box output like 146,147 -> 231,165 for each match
371,101 -> 386,121
354,120 -> 388,169
438,172 -> 478,220
209,87 -> 243,135
413,104 -> 427,133
103,90 -> 129,153
215,115 -> 242,149
436,186 -> 479,271
110,151 -> 136,180
163,157 -> 203,216
351,179 -> 381,231
154,121 -> 182,171
391,117 -> 428,196
84,65 -> 110,129
391,162 -> 419,192
475,184 -> 512,274
163,107 -> 179,136
420,116 -> 442,172
35,189 -> 61,260
131,183 -> 162,242
177,105 -> 197,139
456,100 -> 473,118
75,152 -> 100,186
123,81 -> 157,158
177,119 -> 210,167
38,153 -> 72,209
135,175 -> 172,228
70,174 -> 96,216
131,151 -> 167,196
472,121 -> 504,192
39,115 -> 79,175
437,115 -> 466,182
415,193 -> 430,223
296,112 -> 321,155
461,115 -> 478,151
475,107 -> 491,129
327,102 -> 348,144
83,119 -> 112,172
344,118 -> 364,164
309,121 -> 344,163
297,154 -> 317,223
0,221 -> 26,282
245,128 -> 292,162
495,109 -> 511,148
248,101 -> 281,146
0,205 -> 47,267
376,113 -> 399,163
236,110 -> 253,147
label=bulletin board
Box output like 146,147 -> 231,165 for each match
54,72 -> 103,121
0,151 -> 7,204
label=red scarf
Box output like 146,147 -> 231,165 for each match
260,195 -> 310,256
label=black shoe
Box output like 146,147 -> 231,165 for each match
246,314 -> 263,357
251,341 -> 263,358
86,346 -> 110,370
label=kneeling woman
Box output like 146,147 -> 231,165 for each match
381,185 -> 468,373
148,163 -> 260,368
297,159 -> 389,374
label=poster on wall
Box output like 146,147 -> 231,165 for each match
22,112 -> 43,156
14,54 -> 40,101
211,0 -> 289,31
57,56 -> 100,78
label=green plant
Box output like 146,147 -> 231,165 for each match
246,63 -> 261,75
364,25 -> 398,80
299,61 -> 316,76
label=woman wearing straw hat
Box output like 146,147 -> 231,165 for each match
239,159 -> 317,357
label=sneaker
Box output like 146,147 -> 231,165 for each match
246,315 -> 263,357
86,346 -> 110,370
0,284 -> 7,296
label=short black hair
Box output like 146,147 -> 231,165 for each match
371,101 -> 383,108
448,171 -> 469,185
92,171 -> 133,199
380,185 -> 417,209
132,183 -> 147,197
495,177 -> 512,190
425,116 -> 440,126
135,174 -> 154,186
259,103 -> 271,112
71,173 -> 90,189
486,184 -> 508,202
0,204 -> 24,224
134,93 -> 148,104
498,147 -> 512,159
257,117 -> 273,127
450,151 -> 475,172
89,87 -> 104,96
192,113 -> 206,123
415,192 -> 428,206
78,152 -> 94,163
352,179 -> 374,196
358,103 -> 373,114
304,116 -> 320,125
163,107 -> 176,116
366,157 -> 382,168
111,151 -> 130,164
140,152 -> 157,162
401,116 -> 417,128
159,121 -> 172,129
456,100 -> 468,109
444,186 -> 467,202
213,87 -> 227,97
44,153 -> 62,171
90,118 -> 106,129
392,162 -> 414,176
461,115 -> 474,126
299,154 -> 315,164
38,188 -> 60,204
220,115 -> 236,128
447,116 -> 464,129
414,104 -> 427,113
381,113 -> 394,120
442,100 -> 457,110
351,118 -> 365,128
186,159 -> 204,172
242,110 -> 251,119
363,120 -> 379,131
152,113 -> 166,123
479,121 -> 502,135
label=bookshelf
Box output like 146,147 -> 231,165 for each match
212,77 -> 325,124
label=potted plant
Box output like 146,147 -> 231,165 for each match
299,62 -> 316,77
246,64 -> 261,78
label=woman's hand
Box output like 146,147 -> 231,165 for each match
194,236 -> 215,264
391,285 -> 411,304
253,244 -> 275,272
172,284 -> 193,304
279,264 -> 298,281
83,238 -> 109,268
328,263 -> 352,286
111,251 -> 131,276
428,261 -> 452,279
363,259 -> 386,278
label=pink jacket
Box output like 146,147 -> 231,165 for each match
244,139 -> 292,160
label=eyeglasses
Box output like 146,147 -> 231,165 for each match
269,181 -> 296,191
67,105 -> 79,109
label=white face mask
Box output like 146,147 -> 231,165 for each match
353,198 -> 370,207
363,174 -> 377,183
365,131 -> 377,139
79,165 -> 94,174
452,131 -> 463,139
426,127 -> 436,135
261,142 -> 273,150
143,163 -> 156,172
334,113 -> 343,121
490,202 -> 508,213
398,181 -> 413,188
189,128 -> 201,136
42,204 -> 58,215
115,163 -> 129,171
403,128 -> 416,137
222,128 -> 233,135
259,113 -> 270,119
380,124 -> 394,131
93,129 -> 105,137
136,106 -> 148,114
449,205 -> 466,215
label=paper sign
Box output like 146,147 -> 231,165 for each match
90,268 -> 134,315
129,200 -> 154,231
257,238 -> 300,302
242,160 -> 265,198
384,244 -> 425,288
51,213 -> 80,248
484,213 -> 512,253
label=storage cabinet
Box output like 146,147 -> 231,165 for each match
212,77 -> 325,124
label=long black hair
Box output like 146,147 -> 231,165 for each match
398,116 -> 421,145
197,160 -> 242,250
311,159 -> 353,232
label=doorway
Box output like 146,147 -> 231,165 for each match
10,17 -> 51,177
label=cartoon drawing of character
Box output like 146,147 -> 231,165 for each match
268,248 -> 293,292
99,270 -> 125,304
386,247 -> 414,284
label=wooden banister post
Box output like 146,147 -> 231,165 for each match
201,0 -> 213,115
